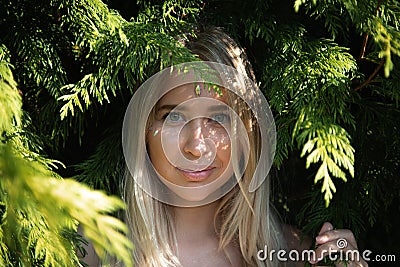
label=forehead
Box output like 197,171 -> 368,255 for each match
158,83 -> 229,107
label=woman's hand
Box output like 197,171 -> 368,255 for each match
310,222 -> 368,267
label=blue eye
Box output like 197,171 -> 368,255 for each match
164,112 -> 184,122
210,113 -> 229,124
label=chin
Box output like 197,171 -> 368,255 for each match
171,186 -> 217,203
160,179 -> 218,203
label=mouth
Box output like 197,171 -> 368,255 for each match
176,166 -> 216,182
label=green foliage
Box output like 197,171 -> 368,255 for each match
0,8 -> 134,264
136,0 -> 201,32
0,143 -> 133,266
263,33 -> 358,205
57,21 -> 196,120
0,45 -> 21,133
75,126 -> 125,193
296,183 -> 366,240
299,123 -> 354,204
295,0 -> 400,77
203,0 -> 399,250
1,0 -> 399,265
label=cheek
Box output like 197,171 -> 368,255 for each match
146,124 -> 169,172
217,143 -> 231,165
147,122 -> 189,180
212,129 -> 231,164
148,140 -> 175,179
215,132 -> 230,149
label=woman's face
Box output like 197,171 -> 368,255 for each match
146,84 -> 233,199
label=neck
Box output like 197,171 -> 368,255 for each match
172,201 -> 220,242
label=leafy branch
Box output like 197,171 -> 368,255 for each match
0,39 -> 133,266
0,45 -> 22,133
0,144 -> 133,266
298,122 -> 354,205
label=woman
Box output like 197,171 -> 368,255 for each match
84,28 -> 367,267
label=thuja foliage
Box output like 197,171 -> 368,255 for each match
200,0 -> 399,243
0,45 -> 132,265
0,0 -> 399,265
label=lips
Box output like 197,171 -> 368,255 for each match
177,167 -> 216,182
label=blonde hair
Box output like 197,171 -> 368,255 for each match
121,28 -> 286,267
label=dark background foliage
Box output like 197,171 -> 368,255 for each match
1,0 -> 399,266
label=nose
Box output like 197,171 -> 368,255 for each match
181,118 -> 207,159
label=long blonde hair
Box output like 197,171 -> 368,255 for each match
121,28 -> 286,267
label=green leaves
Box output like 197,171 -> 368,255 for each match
265,36 -> 357,206
57,0 -> 197,122
0,45 -> 22,133
299,122 -> 354,205
0,45 -> 133,266
0,143 -> 133,267
0,37 -> 133,266
372,17 -> 400,77
294,0 -> 400,77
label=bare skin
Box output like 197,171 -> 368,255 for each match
173,201 -> 243,267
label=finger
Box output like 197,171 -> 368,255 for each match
318,222 -> 334,235
310,239 -> 340,264
316,229 -> 357,248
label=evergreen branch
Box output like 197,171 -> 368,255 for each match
265,35 -> 358,204
376,0 -> 385,15
294,0 -> 315,13
58,21 -> 196,119
358,0 -> 390,69
74,125 -> 124,194
378,60 -> 400,105
0,44 -> 22,133
358,33 -> 370,60
1,0 -> 69,98
295,118 -> 355,206
373,20 -> 400,77
274,116 -> 296,168
54,0 -> 198,120
0,49 -> 65,171
293,0 -> 400,80
354,59 -> 385,91
136,0 -> 200,33
57,0 -> 126,48
0,143 -> 133,266
9,26 -> 68,99
275,38 -> 357,126
297,187 -> 365,240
